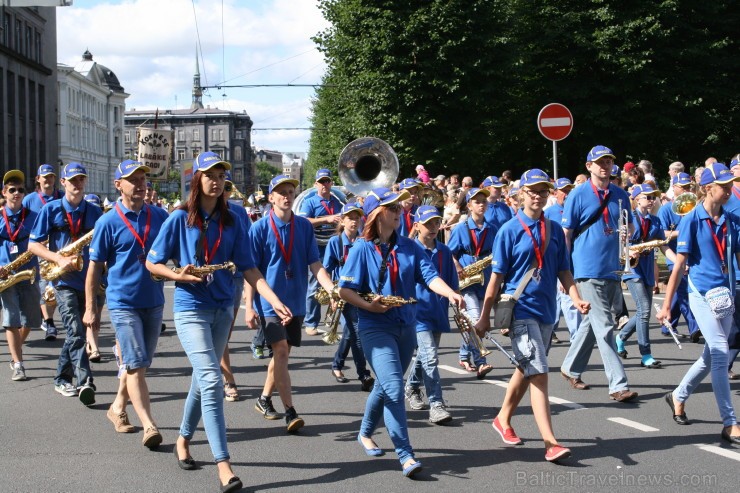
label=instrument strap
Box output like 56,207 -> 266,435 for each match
374,232 -> 398,294
572,183 -> 611,241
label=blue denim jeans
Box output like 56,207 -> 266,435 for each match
618,279 -> 654,356
303,245 -> 326,328
332,305 -> 370,379
109,307 -> 164,370
459,292 -> 487,366
727,285 -> 740,371
556,286 -> 582,341
561,279 -> 629,394
406,330 -> 443,404
359,323 -> 417,465
674,292 -> 737,427
174,307 -> 234,462
668,271 -> 699,335
54,287 -> 92,387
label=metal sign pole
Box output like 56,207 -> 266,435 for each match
552,140 -> 559,181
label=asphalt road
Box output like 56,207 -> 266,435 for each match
1,287 -> 739,493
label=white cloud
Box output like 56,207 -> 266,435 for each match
58,0 -> 329,152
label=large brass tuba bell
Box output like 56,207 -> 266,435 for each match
338,137 -> 399,197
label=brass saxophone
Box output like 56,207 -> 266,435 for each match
39,230 -> 95,281
458,254 -> 492,291
358,293 -> 417,306
150,261 -> 237,282
0,267 -> 37,293
322,299 -> 346,345
629,238 -> 670,255
452,304 -> 491,357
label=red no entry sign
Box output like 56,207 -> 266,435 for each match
537,103 -> 573,141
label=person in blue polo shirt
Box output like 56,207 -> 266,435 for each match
85,160 -> 169,449
559,145 -> 638,403
448,187 -> 496,379
657,163 -> 740,444
29,163 -> 103,406
403,205 -> 458,425
720,157 -> 740,380
0,170 -> 40,382
616,184 -> 676,369
246,174 -> 337,433
483,176 -> 513,232
397,178 -> 421,238
476,169 -> 589,463
146,152 -> 290,493
338,187 -> 464,478
22,163 -> 63,341
657,172 -> 700,340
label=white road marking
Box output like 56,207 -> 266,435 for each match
548,396 -> 585,410
439,364 -> 470,375
607,417 -> 659,432
695,444 -> 740,462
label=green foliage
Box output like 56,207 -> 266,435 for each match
255,161 -> 278,188
309,0 -> 739,183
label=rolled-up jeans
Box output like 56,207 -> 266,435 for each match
618,279 -> 653,356
174,306 -> 234,462
406,330 -> 443,404
54,287 -> 92,387
674,292 -> 737,427
359,323 -> 417,465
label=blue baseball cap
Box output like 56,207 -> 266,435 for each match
340,202 -> 364,217
315,168 -> 332,181
414,205 -> 442,224
362,187 -> 410,216
37,164 -> 56,176
61,162 -> 87,179
554,178 -> 574,190
730,158 -> 740,169
399,178 -> 422,191
465,187 -> 491,202
700,163 -> 739,186
146,181 -> 153,189
194,151 -> 231,172
482,176 -> 504,188
520,169 -> 554,189
587,145 -> 616,162
630,184 -> 660,199
610,164 -> 620,177
508,187 -> 519,197
115,159 -> 151,180
269,174 -> 299,193
671,173 -> 691,186
84,194 -> 102,206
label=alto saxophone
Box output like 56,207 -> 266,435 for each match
452,305 -> 491,357
458,254 -> 492,291
0,241 -> 44,289
322,299 -> 346,345
150,261 -> 237,282
358,293 -> 417,306
0,267 -> 37,293
39,230 -> 95,281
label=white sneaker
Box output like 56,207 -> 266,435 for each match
55,382 -> 77,397
11,363 -> 27,381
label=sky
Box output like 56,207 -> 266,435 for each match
57,0 -> 330,154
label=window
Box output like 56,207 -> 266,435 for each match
211,128 -> 218,141
115,136 -> 120,157
124,131 -> 131,144
193,129 -> 200,141
192,148 -> 200,158
177,149 -> 185,160
25,25 -> 31,58
234,146 -> 242,161
235,130 -> 243,140
34,30 -> 40,62
177,129 -> 185,141
15,18 -> 21,52
114,107 -> 119,123
219,129 -> 224,141
1,14 -> 9,46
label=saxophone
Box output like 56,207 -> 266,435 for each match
39,230 -> 95,281
358,293 -> 417,306
322,299 -> 346,345
150,261 -> 237,282
458,254 -> 492,291
0,267 -> 37,293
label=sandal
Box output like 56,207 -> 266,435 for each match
500,328 -> 510,337
459,361 -> 477,372
224,382 -> 239,402
477,364 -> 494,380
89,350 -> 101,363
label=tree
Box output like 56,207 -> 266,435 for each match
255,161 -> 278,189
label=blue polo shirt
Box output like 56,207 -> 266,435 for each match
485,201 -> 513,231
228,202 -> 250,278
324,232 -> 357,279
22,190 -> 63,214
30,197 -> 103,291
397,205 -> 418,237
414,239 -> 458,333
657,202 -> 682,269
90,202 -> 169,309
339,234 -> 438,329
249,211 -> 319,318
492,214 -> 570,324
723,189 -> 740,281
562,180 -> 630,280
297,193 -> 343,243
447,217 -> 496,298
677,205 -> 740,296
0,206 -> 39,273
147,208 -> 253,311
622,211 -> 665,286
543,202 -> 565,223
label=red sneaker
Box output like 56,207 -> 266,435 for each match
545,445 -> 572,462
492,416 -> 522,445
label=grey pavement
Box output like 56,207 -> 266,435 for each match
1,288 -> 739,492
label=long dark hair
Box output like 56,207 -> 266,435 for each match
363,207 -> 394,241
178,168 -> 234,228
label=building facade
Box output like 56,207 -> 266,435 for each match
282,152 -> 304,187
0,5 -> 58,181
57,50 -> 128,197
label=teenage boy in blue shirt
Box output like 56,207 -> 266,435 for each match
483,176 -> 512,231
397,178 -> 421,238
247,175 -> 337,432
29,163 -> 103,406
84,160 -> 169,447
559,146 -> 638,403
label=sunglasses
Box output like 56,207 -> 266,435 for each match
6,187 -> 25,194
317,178 -> 332,184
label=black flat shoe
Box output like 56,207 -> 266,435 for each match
360,375 -> 375,392
219,476 -> 243,493
332,370 -> 349,383
174,447 -> 197,470
664,392 -> 689,425
721,428 -> 740,445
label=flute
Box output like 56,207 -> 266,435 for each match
653,303 -> 683,350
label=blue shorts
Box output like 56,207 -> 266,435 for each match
109,306 -> 164,370
1,281 -> 42,329
510,318 -> 554,378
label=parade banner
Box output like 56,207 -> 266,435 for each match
137,127 -> 173,179
181,159 -> 194,201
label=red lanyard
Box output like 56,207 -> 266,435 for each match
2,207 -> 26,243
65,211 -> 82,241
403,209 -> 413,232
469,225 -> 488,257
436,248 -> 443,275
198,214 -> 223,265
705,219 -> 727,268
589,179 -> 611,227
374,244 -> 398,293
269,210 -> 295,267
638,214 -> 650,241
516,213 -> 546,269
38,192 -> 48,205
115,203 -> 151,252
733,187 -> 740,200
320,199 -> 335,215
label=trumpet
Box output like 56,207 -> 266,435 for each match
150,261 -> 237,282
614,199 -> 632,275
39,230 -> 94,281
315,281 -> 338,305
452,305 -> 491,357
322,300 -> 346,345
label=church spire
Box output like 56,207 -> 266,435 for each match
191,45 -> 203,110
